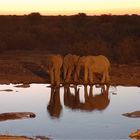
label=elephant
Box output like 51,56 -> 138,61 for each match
63,54 -> 80,83
74,56 -> 87,82
74,55 -> 110,84
41,54 -> 63,86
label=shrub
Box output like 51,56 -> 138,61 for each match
116,37 -> 137,63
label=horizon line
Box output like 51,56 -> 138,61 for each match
0,12 -> 140,16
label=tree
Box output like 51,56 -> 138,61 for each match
27,12 -> 42,25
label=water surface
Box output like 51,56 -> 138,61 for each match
0,84 -> 139,139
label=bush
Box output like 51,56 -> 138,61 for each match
116,37 -> 138,63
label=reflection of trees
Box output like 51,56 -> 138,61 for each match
64,84 -> 110,112
47,87 -> 62,119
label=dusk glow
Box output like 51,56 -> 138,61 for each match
0,0 -> 140,15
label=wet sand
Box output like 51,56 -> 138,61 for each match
0,135 -> 32,140
0,51 -> 140,86
0,112 -> 36,121
123,111 -> 140,118
0,135 -> 49,140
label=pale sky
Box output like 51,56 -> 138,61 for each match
0,0 -> 140,15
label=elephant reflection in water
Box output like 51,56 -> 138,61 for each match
81,85 -> 110,111
64,84 -> 80,109
64,84 -> 110,112
47,87 -> 62,119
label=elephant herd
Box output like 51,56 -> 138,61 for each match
42,54 -> 111,86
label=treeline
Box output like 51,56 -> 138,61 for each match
0,13 -> 140,63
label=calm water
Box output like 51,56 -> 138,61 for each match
0,84 -> 139,139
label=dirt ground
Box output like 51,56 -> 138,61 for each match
0,50 -> 139,86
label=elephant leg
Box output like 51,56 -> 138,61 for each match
106,71 -> 110,83
84,68 -> 88,84
50,69 -> 55,85
89,70 -> 93,84
65,68 -> 73,82
54,68 -> 60,86
74,67 -> 80,82
101,73 -> 106,83
84,85 -> 88,102
74,72 -> 78,82
63,65 -> 67,81
89,85 -> 93,97
101,85 -> 105,93
75,87 -> 80,104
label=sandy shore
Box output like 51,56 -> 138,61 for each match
0,51 -> 139,86
0,135 -> 49,140
0,135 -> 32,140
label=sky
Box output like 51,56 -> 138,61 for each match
0,0 -> 140,15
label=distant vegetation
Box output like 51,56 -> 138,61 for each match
0,12 -> 140,63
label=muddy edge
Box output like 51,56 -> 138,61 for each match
0,51 -> 139,86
